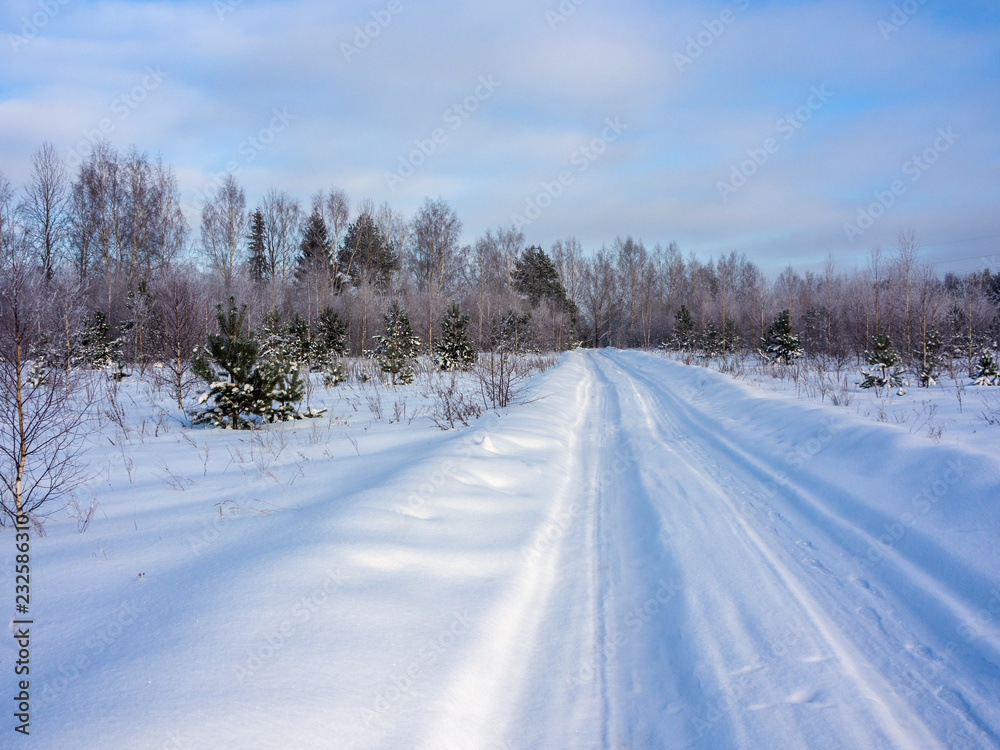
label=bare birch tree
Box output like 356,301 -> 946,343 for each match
0,174 -> 90,526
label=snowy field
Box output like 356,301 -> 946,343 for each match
4,348 -> 1000,749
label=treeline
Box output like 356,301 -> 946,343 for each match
2,140 -> 1000,391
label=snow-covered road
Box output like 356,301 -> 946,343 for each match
401,349 -> 1000,748
17,349 -> 1000,748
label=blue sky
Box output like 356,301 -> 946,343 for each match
2,0 -> 998,274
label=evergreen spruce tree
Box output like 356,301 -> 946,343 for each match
373,301 -> 421,385
78,311 -> 114,369
284,315 -> 312,367
260,310 -> 312,369
247,209 -> 268,282
315,307 -> 349,357
338,212 -> 396,290
721,323 -> 742,357
974,350 -> 1000,386
513,246 -> 571,310
760,309 -> 803,365
259,310 -> 289,364
919,326 -> 943,387
259,359 -> 308,421
669,305 -> 697,352
296,208 -> 332,280
859,332 -> 907,395
434,303 -> 477,371
191,298 -> 263,429
313,307 -> 348,386
701,320 -> 721,358
190,298 -> 322,428
78,310 -> 130,379
800,307 -> 828,356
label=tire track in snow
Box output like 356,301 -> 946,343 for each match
410,359 -> 599,749
595,350 -> 945,748
612,350 -> 1000,747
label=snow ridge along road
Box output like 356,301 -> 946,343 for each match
18,349 -> 1000,749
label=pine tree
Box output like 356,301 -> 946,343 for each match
314,307 -> 348,357
338,212 -> 396,289
296,208 -> 331,280
284,315 -> 312,367
78,310 -> 114,369
800,306 -> 828,356
701,320 -> 721,358
259,310 -> 289,364
760,309 -> 803,365
513,246 -> 570,310
191,298 -> 262,429
259,359 -> 308,421
859,332 -> 907,395
434,303 -> 476,371
919,326 -> 943,387
974,350 -> 1000,386
721,322 -> 742,357
247,209 -> 268,282
190,297 -> 322,429
123,282 -> 156,379
260,310 -> 312,369
313,307 -> 348,387
78,310 -> 129,378
373,301 -> 421,385
668,305 -> 697,352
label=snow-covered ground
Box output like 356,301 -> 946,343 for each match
3,349 -> 1000,748
668,349 -> 1000,454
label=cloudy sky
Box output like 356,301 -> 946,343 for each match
2,0 -> 998,274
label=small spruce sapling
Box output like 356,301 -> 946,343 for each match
191,297 -> 323,428
701,320 -> 721,358
919,326 -> 943,387
668,305 -> 697,353
434,303 -> 477,372
859,332 -> 908,396
760,310 -> 803,365
374,301 -> 421,385
974,350 -> 1000,386
314,307 -> 348,386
